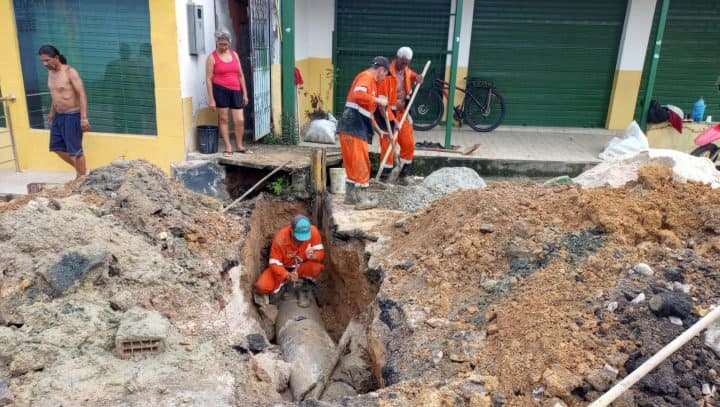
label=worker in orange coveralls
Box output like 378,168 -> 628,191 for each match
378,47 -> 423,182
336,56 -> 391,209
253,215 -> 325,307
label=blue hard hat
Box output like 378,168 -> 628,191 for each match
292,215 -> 312,242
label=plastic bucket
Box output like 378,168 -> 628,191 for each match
197,125 -> 219,154
329,168 -> 346,194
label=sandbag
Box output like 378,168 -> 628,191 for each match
303,114 -> 337,145
599,121 -> 649,161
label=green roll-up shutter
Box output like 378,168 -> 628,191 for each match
635,1 -> 720,122
333,0 -> 451,115
468,0 -> 627,127
13,0 -> 157,135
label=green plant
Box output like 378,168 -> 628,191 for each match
269,176 -> 290,195
263,112 -> 299,145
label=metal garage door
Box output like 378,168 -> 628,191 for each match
635,1 -> 720,122
333,0 -> 451,115
468,0 -> 627,127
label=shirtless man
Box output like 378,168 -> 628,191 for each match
39,45 -> 90,178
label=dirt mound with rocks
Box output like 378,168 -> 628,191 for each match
368,163 -> 720,406
0,161 -> 280,406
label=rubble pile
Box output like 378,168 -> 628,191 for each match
0,161 -> 279,406
3,156 -> 720,406
369,162 -> 720,406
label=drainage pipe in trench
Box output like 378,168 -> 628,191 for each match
276,291 -> 350,400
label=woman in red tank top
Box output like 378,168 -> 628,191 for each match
206,30 -> 249,154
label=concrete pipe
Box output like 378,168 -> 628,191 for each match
275,291 -> 336,400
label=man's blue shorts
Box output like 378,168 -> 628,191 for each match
49,112 -> 83,156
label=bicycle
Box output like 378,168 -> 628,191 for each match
410,76 -> 505,132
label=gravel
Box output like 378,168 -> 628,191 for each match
376,167 -> 486,212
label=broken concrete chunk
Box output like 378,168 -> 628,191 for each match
171,160 -> 229,201
544,398 -> 567,407
585,365 -> 618,392
115,307 -> 170,359
0,380 -> 13,406
631,293 -> 646,304
250,352 -> 291,393
9,347 -> 55,377
633,263 -> 654,277
672,281 -> 690,294
45,250 -> 109,297
648,292 -> 692,319
425,317 -> 449,328
246,333 -> 268,353
479,224 -> 495,234
705,320 -> 720,358
542,364 -> 582,397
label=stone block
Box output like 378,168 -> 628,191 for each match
543,364 -> 582,397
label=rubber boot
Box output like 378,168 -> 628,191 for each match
379,167 -> 393,182
399,163 -> 414,185
344,182 -> 358,205
354,186 -> 378,210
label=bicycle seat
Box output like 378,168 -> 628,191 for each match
466,77 -> 495,88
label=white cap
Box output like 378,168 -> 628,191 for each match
397,46 -> 413,60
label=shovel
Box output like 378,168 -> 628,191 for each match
374,60 -> 432,182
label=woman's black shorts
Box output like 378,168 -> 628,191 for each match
213,83 -> 245,109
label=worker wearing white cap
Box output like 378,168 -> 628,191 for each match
378,46 -> 423,182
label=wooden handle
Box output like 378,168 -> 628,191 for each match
590,305 -> 720,407
375,60 -> 431,181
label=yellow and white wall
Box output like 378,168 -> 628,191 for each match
0,0 -> 187,173
294,0 -> 335,127
176,0 -> 218,153
606,0 -> 657,130
445,0 -> 475,105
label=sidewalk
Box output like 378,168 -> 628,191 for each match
303,125 -> 617,177
0,170 -> 74,195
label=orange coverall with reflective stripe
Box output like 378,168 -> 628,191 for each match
379,61 -> 418,168
254,225 -> 325,295
338,69 -> 379,186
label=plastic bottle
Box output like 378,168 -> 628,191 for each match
692,97 -> 706,122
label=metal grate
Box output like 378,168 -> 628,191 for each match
250,0 -> 272,139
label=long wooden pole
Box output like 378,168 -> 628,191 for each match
590,305 -> 720,407
374,60 -> 431,181
221,160 -> 293,212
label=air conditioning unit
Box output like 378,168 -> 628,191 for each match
187,4 -> 205,55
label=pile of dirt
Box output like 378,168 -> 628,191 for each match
367,162 -> 720,406
0,161 -> 282,406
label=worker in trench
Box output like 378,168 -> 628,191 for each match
336,56 -> 391,210
253,215 -> 325,324
378,47 -> 423,183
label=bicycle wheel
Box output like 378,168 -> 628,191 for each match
464,86 -> 505,132
411,88 -> 444,131
690,144 -> 720,165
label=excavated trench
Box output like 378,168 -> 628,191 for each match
238,194 -> 382,401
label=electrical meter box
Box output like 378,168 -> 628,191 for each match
187,4 -> 205,55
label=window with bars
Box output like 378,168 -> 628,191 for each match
13,0 -> 157,135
